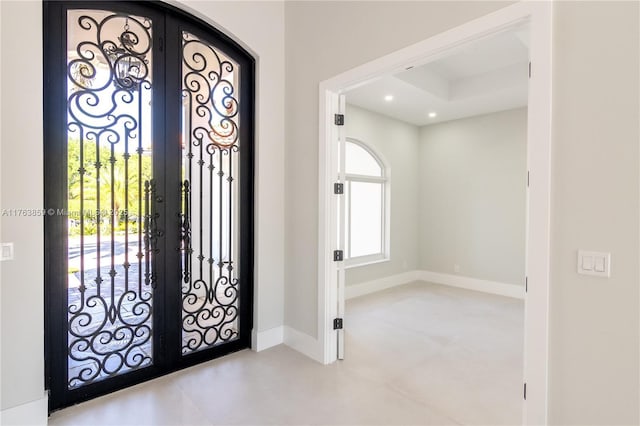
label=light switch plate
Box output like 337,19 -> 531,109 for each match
581,255 -> 594,271
577,250 -> 610,277
0,243 -> 14,261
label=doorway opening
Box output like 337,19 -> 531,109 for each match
341,27 -> 530,420
318,2 -> 551,424
44,1 -> 255,411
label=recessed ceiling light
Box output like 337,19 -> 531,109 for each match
384,95 -> 394,102
428,112 -> 437,118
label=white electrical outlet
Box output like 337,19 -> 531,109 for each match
577,250 -> 610,277
0,243 -> 14,261
454,264 -> 460,273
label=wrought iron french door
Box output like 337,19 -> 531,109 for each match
44,1 -> 254,411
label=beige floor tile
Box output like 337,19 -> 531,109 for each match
48,375 -> 211,426
48,281 -> 523,426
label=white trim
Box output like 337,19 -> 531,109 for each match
251,326 -> 284,352
522,3 -> 552,424
345,271 -> 420,300
345,256 -> 389,270
336,94 -> 347,360
418,270 -> 525,300
345,252 -> 387,269
344,174 -> 385,183
317,2 -> 552,424
344,270 -> 523,301
283,326 -> 323,364
0,393 -> 48,426
318,91 -> 338,365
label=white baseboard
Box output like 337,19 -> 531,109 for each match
345,270 -> 420,300
0,393 -> 48,426
251,326 -> 284,352
343,269 -> 524,300
251,325 -> 284,352
284,271 -> 521,365
418,270 -> 524,299
283,326 -> 323,363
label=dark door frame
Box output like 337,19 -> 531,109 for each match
43,0 -> 255,412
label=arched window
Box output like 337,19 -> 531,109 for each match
344,138 -> 389,266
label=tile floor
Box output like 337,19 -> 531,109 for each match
48,281 -> 524,426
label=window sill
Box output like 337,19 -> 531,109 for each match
345,256 -> 390,270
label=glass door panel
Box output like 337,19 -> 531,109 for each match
66,9 -> 155,388
180,31 -> 241,354
45,1 -> 254,411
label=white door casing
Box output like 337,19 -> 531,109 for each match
317,2 -> 552,425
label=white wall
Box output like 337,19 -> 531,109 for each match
344,104 -> 419,286
548,2 -> 639,424
344,106 -> 526,290
285,0 -> 512,338
0,0 -> 45,415
419,108 -> 527,286
0,0 -> 285,420
285,1 -> 639,424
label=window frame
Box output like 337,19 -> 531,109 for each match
344,138 -> 390,268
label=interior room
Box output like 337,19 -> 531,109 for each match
0,1 -> 638,426
340,27 -> 528,425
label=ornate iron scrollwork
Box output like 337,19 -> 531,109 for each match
66,10 -> 154,389
180,31 -> 240,354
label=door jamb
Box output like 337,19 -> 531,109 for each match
316,2 -> 552,425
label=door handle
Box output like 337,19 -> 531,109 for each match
144,179 -> 162,288
180,180 -> 191,283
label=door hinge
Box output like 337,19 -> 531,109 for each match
333,318 -> 343,330
333,250 -> 344,262
527,171 -> 530,187
334,114 -> 344,126
524,382 -> 527,400
334,182 -> 344,194
159,37 -> 164,52
528,61 -> 531,78
525,276 -> 528,293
